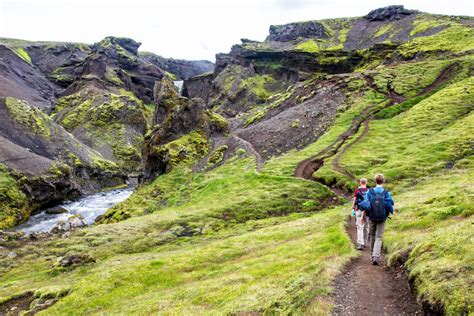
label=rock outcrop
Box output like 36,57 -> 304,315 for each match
143,78 -> 228,180
266,21 -> 329,41
364,5 -> 416,21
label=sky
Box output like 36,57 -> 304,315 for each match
0,0 -> 472,61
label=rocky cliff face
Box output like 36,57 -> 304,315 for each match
143,78 -> 228,181
0,36 -> 213,228
0,44 -> 60,111
0,96 -> 125,228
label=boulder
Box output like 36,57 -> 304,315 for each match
68,215 -> 87,228
51,214 -> 86,233
55,253 -> 95,268
44,206 -> 69,215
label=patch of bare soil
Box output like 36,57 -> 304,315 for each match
0,292 -> 34,316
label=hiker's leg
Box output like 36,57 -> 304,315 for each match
364,219 -> 369,245
355,210 -> 365,246
369,220 -> 377,251
372,221 -> 386,259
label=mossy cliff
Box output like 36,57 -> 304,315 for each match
0,96 -> 125,228
53,87 -> 148,172
0,36 -> 214,228
0,164 -> 30,230
142,78 -> 228,181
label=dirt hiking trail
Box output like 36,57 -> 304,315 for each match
331,217 -> 422,315
292,64 -> 460,314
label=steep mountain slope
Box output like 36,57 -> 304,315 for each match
0,96 -> 124,229
0,37 -> 214,228
0,6 -> 472,315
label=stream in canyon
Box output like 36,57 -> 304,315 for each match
13,187 -> 134,233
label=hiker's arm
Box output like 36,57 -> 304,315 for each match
385,191 -> 394,205
385,191 -> 395,214
351,189 -> 358,209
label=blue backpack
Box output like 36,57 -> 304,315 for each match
367,188 -> 388,222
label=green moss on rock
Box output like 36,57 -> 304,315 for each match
151,131 -> 210,172
13,47 -> 32,64
206,110 -> 229,134
53,90 -> 147,171
239,75 -> 276,102
0,164 -> 30,229
207,145 -> 228,166
105,67 -> 124,85
244,110 -> 267,127
5,97 -> 52,138
398,25 -> 474,58
295,39 -> 319,53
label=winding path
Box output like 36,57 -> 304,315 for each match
232,135 -> 264,171
293,64 -> 458,314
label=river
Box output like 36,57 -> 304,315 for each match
13,187 -> 134,233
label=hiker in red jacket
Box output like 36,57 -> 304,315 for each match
352,178 -> 369,250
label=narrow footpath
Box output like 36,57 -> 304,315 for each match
293,66 -> 457,314
331,217 -> 421,315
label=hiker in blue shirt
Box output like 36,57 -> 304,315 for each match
360,173 -> 394,265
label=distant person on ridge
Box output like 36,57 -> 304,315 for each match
351,178 -> 369,251
361,173 -> 394,265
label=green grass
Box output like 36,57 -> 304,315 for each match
383,166 -> 474,314
339,76 -> 474,181
371,58 -> 457,98
101,158 -> 336,223
295,39 -> 319,53
1,18 -> 473,314
398,25 -> 474,58
0,158 -> 352,314
40,206 -> 354,315
327,76 -> 474,313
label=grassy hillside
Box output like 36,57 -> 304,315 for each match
0,158 -> 355,314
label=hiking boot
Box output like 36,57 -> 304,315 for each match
372,256 -> 379,265
357,244 -> 364,251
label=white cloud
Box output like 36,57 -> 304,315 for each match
0,0 -> 472,61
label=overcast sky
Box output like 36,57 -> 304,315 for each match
0,0 -> 472,61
